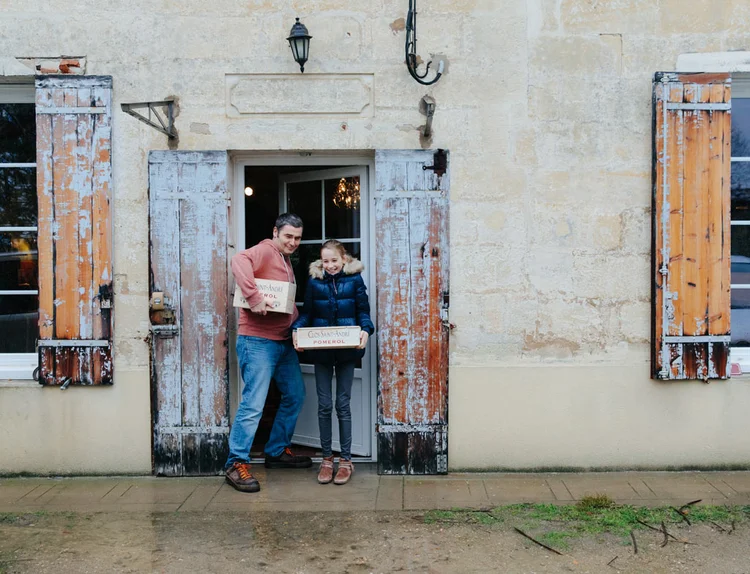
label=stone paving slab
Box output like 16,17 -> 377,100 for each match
715,472 -> 750,494
2,470 -> 750,513
639,473 -> 727,499
483,475 -> 557,504
375,476 -> 404,510
561,475 -> 649,501
404,479 -> 489,510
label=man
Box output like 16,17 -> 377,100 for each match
225,213 -> 312,493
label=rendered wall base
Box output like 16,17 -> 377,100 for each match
448,365 -> 750,471
0,369 -> 151,475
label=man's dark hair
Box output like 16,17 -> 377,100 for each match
274,212 -> 304,231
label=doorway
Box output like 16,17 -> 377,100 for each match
232,156 -> 376,461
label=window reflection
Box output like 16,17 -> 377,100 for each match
287,180 -> 322,240
0,295 -> 37,352
0,232 -> 38,290
325,177 -> 361,239
0,104 -> 35,164
0,168 -> 36,226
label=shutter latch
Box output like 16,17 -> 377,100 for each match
441,290 -> 455,331
150,291 -> 176,326
423,149 -> 447,177
98,284 -> 113,309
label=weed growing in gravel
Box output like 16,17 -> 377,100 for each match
423,502 -> 749,551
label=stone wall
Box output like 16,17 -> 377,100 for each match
1,0 -> 749,472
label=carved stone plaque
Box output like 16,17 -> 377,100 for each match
226,74 -> 373,117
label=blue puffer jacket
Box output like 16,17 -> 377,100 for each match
291,256 -> 375,365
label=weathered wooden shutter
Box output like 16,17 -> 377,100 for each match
36,76 -> 113,386
375,149 -> 450,474
653,72 -> 731,380
149,151 -> 230,476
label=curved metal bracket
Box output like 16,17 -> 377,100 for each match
405,0 -> 444,86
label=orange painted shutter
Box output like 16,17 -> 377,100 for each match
36,76 -> 113,386
375,150 -> 450,474
652,72 -> 731,380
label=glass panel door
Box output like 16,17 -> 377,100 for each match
279,167 -> 371,456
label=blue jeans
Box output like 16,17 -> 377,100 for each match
226,336 -> 305,468
315,361 -> 355,460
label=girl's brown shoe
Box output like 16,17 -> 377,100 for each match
334,459 -> 354,485
318,456 -> 334,484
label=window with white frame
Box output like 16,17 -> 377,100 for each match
0,83 -> 37,379
730,78 -> 750,370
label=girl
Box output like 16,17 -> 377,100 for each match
292,240 -> 374,485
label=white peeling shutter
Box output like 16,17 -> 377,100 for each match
149,151 -> 230,476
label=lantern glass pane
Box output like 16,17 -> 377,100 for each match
292,38 -> 308,63
289,39 -> 301,61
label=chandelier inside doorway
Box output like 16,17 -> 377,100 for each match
333,177 -> 360,209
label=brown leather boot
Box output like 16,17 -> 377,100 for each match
317,456 -> 334,484
334,459 -> 354,485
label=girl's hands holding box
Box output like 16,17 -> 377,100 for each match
359,331 -> 369,349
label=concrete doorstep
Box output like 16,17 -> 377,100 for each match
2,468 -> 750,514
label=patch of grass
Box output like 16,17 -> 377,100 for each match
576,493 -> 616,511
0,511 -> 52,526
424,503 -> 750,551
538,530 -> 575,551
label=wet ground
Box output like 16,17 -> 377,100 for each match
1,510 -> 749,573
2,470 -> 750,572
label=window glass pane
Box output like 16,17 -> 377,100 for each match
0,103 -> 35,163
0,168 -> 36,227
732,290 -> 750,346
732,97 -> 750,220
0,232 -> 38,290
731,161 -> 750,220
342,241 -> 361,262
0,295 -> 38,353
732,287 -> 750,308
287,180 -> 322,240
325,176 -> 361,239
289,244 -> 319,303
731,226 -> 750,261
733,98 -> 750,158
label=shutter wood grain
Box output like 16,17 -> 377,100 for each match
36,76 -> 113,386
652,72 -> 731,380
375,150 -> 450,474
149,151 -> 230,476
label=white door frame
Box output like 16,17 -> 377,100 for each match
229,152 -> 377,462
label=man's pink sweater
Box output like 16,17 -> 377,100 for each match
232,239 -> 299,341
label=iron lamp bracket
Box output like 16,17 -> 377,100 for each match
405,0 -> 444,86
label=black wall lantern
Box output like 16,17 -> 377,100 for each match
287,18 -> 312,73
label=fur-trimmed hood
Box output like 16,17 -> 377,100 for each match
308,255 -> 364,280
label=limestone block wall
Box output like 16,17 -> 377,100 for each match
0,0 -> 748,472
